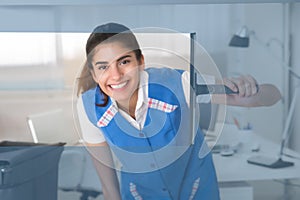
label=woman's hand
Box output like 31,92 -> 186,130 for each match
212,75 -> 281,107
223,75 -> 258,97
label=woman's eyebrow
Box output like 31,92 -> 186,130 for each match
95,61 -> 108,66
94,55 -> 132,66
116,55 -> 132,62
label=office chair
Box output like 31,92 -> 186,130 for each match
58,148 -> 102,200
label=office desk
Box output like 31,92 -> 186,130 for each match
207,123 -> 300,200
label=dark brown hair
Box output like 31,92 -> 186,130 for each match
77,23 -> 142,106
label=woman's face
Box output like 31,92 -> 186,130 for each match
91,41 -> 144,107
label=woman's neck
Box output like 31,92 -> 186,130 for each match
117,90 -> 138,120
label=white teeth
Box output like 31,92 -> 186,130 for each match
110,81 -> 127,89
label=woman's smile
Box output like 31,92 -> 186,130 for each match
109,80 -> 128,90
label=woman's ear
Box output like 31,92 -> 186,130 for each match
139,54 -> 145,70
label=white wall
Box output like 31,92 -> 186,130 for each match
227,3 -> 285,144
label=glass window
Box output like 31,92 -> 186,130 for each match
0,32 -> 57,67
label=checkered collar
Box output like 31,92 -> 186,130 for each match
96,98 -> 178,128
96,103 -> 118,127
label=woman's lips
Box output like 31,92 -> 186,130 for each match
109,81 -> 128,89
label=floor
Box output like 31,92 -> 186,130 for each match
58,179 -> 300,200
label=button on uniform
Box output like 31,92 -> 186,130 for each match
139,132 -> 145,137
150,163 -> 156,168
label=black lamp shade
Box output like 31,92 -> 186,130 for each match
229,34 -> 249,48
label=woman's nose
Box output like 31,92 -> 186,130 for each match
109,65 -> 123,80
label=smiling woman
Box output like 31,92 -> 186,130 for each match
75,22 -> 281,200
76,22 -> 221,200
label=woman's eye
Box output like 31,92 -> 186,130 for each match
98,65 -> 108,70
120,60 -> 130,65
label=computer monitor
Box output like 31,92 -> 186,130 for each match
27,109 -> 80,146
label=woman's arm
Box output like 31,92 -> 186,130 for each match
86,142 -> 121,200
211,75 -> 282,107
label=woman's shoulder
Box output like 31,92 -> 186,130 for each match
145,67 -> 186,75
81,86 -> 97,97
145,67 -> 187,84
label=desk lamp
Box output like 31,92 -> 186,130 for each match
229,26 -> 250,48
229,25 -> 299,168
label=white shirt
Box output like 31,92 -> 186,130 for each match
77,70 -> 214,144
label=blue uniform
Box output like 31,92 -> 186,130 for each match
82,67 -> 220,200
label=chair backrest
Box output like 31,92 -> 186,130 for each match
27,109 -> 80,145
58,148 -> 86,189
58,146 -> 103,194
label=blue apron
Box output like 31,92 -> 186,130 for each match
82,67 -> 220,200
